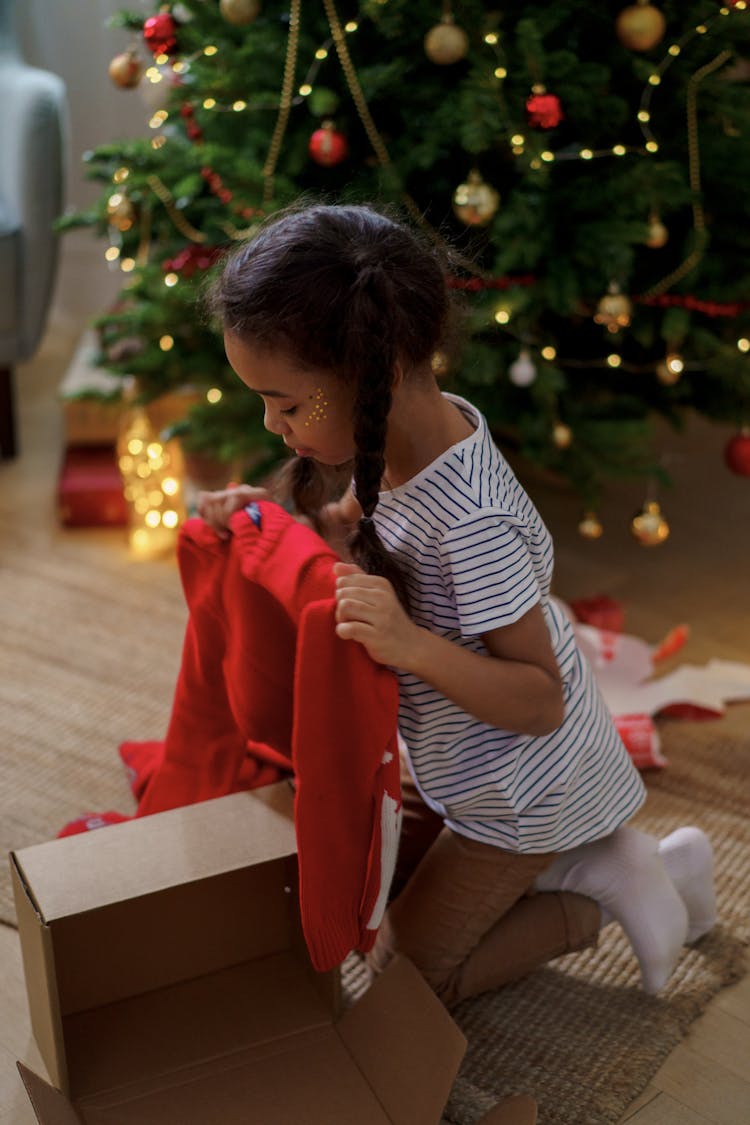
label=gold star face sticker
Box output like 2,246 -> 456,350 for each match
304,388 -> 329,427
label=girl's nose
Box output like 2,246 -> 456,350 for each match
263,407 -> 291,436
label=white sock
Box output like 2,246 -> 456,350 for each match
658,827 -> 716,943
536,826 -> 688,994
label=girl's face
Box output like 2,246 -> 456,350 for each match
225,333 -> 356,466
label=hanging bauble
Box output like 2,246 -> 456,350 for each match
143,11 -> 178,57
526,87 -> 564,129
552,422 -> 573,449
308,87 -> 340,118
631,499 -> 670,546
724,427 -> 750,476
508,348 -> 537,387
578,512 -> 604,540
108,50 -> 144,89
655,353 -> 684,385
219,0 -> 261,24
424,15 -> 469,65
615,2 -> 666,52
431,351 -> 451,378
308,121 -> 348,166
106,192 -> 135,232
452,170 -> 500,227
645,212 -> 669,248
594,283 -> 633,333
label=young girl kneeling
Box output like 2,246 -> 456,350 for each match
200,203 -> 716,1003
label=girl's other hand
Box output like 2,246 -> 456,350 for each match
196,484 -> 270,540
333,562 -> 424,669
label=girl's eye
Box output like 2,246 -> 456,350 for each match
280,406 -> 298,417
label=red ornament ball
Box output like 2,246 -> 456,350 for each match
724,429 -> 750,476
308,122 -> 348,167
526,91 -> 563,129
143,12 -> 178,57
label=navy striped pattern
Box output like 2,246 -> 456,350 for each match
374,394 -> 645,853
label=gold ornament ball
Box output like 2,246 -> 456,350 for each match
615,3 -> 667,52
594,287 -> 633,333
431,350 -> 451,378
424,19 -> 469,65
631,500 -> 670,546
219,0 -> 261,25
552,422 -> 573,449
578,512 -> 604,540
453,170 -> 500,227
645,214 -> 669,248
108,50 -> 144,89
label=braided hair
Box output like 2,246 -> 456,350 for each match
207,203 -> 453,610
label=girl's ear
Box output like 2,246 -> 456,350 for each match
391,360 -> 405,391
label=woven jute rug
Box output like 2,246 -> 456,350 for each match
2,516 -> 748,1124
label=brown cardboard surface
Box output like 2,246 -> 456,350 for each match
63,954 -> 330,1098
11,856 -> 66,1090
14,784 -> 490,1123
17,1063 -> 81,1125
13,787 -> 297,920
338,954 -> 466,1125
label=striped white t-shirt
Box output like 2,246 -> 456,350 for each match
373,393 -> 646,854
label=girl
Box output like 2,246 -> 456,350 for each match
200,203 -> 715,1005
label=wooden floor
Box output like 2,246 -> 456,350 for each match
1,322 -> 749,1123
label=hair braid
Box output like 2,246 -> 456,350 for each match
345,269 -> 411,610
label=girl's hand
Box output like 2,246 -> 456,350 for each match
197,484 -> 269,540
333,562 -> 425,669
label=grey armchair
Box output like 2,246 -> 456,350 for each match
0,0 -> 66,458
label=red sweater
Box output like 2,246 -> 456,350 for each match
134,502 -> 402,971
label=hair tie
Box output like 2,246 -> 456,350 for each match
360,515 -> 375,527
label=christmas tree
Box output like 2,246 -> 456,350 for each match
60,0 -> 750,539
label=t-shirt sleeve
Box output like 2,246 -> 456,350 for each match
439,510 -> 541,635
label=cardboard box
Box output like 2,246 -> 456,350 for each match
11,783 -> 535,1125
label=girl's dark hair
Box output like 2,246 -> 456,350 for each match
207,202 -> 454,610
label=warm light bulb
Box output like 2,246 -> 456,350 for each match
737,338 -> 750,353
105,247 -> 120,262
145,510 -> 162,528
233,100 -> 247,111
204,45 -> 218,56
159,335 -> 174,351
162,510 -> 179,529
162,477 -> 179,495
206,387 -> 223,404
315,48 -> 328,60
128,439 -> 144,456
298,84 -> 312,96
484,32 -> 499,44
541,346 -> 557,360
511,133 -> 525,146
607,354 -> 622,368
164,273 -> 179,287
121,258 -> 136,272
494,66 -> 507,78
580,148 -> 594,160
612,145 -> 626,156
203,98 -> 216,109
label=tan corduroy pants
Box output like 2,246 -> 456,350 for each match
368,763 -> 602,1008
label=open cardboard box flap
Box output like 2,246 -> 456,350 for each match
12,784 -> 536,1125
